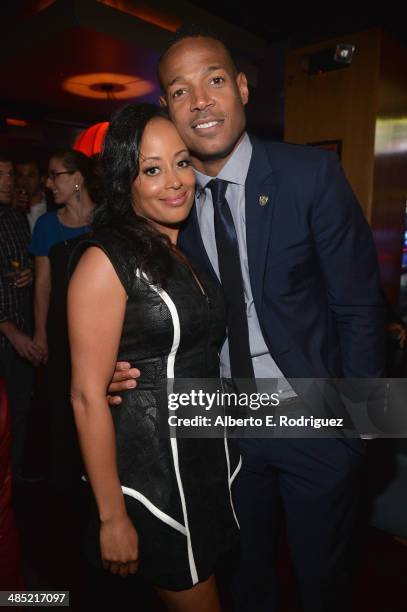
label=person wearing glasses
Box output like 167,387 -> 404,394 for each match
30,149 -> 100,490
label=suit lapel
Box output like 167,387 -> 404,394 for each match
245,136 -> 278,308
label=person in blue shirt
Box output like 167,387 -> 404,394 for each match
31,149 -> 96,359
30,149 -> 99,489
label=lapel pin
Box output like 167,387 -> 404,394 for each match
259,195 -> 269,206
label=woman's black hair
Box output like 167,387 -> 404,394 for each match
94,103 -> 175,286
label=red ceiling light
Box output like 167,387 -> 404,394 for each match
73,122 -> 109,156
6,118 -> 30,127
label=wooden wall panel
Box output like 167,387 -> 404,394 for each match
284,29 -> 381,219
284,29 -> 407,304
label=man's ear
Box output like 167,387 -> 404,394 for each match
236,72 -> 249,106
159,95 -> 168,109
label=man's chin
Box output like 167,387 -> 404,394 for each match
190,141 -> 237,163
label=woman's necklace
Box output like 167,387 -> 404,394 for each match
59,207 -> 91,227
56,209 -> 90,247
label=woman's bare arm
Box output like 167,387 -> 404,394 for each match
68,246 -> 138,575
33,255 -> 51,362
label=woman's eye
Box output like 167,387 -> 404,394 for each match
177,159 -> 192,168
144,167 -> 160,176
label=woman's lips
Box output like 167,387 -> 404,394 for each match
160,191 -> 189,206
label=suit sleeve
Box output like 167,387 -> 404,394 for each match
311,152 -> 386,377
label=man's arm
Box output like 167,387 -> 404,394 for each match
312,152 -> 385,377
0,249 -> 42,364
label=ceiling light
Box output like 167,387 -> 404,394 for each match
6,118 -> 30,127
62,72 -> 155,99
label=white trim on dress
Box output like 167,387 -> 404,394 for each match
224,437 -> 242,528
144,272 -> 199,586
122,486 -> 187,535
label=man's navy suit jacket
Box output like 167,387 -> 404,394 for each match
179,135 -> 385,383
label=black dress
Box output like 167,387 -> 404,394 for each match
47,235 -> 90,488
72,229 -> 240,591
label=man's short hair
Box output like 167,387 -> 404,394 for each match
15,157 -> 46,176
158,24 -> 238,91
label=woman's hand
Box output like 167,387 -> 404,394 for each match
100,514 -> 139,577
33,331 -> 48,364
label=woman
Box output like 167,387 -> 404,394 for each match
30,150 -> 98,487
31,149 -> 96,360
68,104 -> 240,611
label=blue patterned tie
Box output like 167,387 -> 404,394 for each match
208,179 -> 254,379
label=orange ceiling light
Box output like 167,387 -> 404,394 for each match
62,72 -> 155,99
98,0 -> 181,32
74,122 -> 109,156
6,118 -> 30,127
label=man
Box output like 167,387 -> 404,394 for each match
0,154 -> 43,479
109,28 -> 385,612
15,159 -> 49,232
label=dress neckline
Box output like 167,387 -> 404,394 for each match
171,246 -> 208,298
